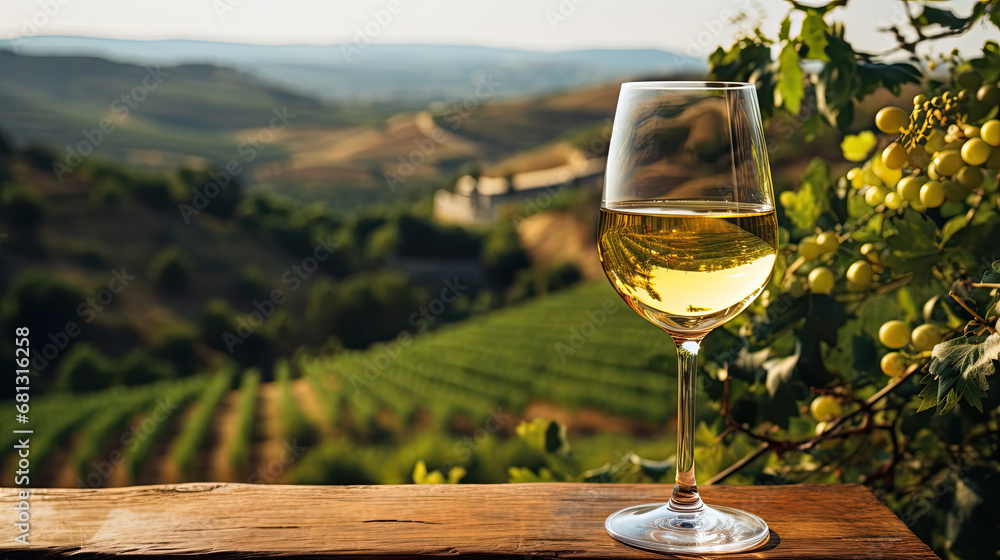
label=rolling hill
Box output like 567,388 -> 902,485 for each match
4,37 -> 703,102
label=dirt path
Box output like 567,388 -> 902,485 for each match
247,382 -> 285,483
137,401 -> 198,486
293,379 -> 336,440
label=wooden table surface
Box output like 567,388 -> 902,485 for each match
1,483 -> 938,559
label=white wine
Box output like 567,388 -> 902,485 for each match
599,201 -> 778,336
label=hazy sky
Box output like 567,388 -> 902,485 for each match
0,0 -> 993,56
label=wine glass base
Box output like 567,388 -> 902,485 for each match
605,502 -> 769,554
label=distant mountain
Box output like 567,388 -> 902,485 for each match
1,36 -> 703,102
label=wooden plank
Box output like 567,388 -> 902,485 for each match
2,483 -> 937,559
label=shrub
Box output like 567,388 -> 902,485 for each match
146,246 -> 193,293
54,343 -> 116,392
0,186 -> 46,233
117,349 -> 176,386
481,224 -> 530,285
308,270 -> 426,348
151,323 -> 200,375
130,177 -> 173,209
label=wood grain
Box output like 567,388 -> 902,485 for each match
1,483 -> 938,559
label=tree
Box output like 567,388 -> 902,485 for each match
146,246 -> 193,293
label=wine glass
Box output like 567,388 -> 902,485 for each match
599,82 -> 776,553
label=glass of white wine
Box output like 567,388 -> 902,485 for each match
600,82 -> 776,553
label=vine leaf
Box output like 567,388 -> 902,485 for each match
840,131 -> 876,162
764,343 -> 800,397
800,12 -> 830,62
776,42 -> 804,116
983,260 -> 1000,284
922,328 -> 1000,413
781,158 -> 833,236
916,6 -> 967,30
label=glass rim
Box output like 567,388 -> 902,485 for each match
620,81 -> 755,90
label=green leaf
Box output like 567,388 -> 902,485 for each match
926,330 -> 1000,413
857,62 -> 922,95
764,344 -> 800,397
779,15 -> 791,42
840,131 -> 876,162
800,12 -> 830,62
781,158 -> 833,236
940,214 -> 968,247
776,42 -> 804,116
983,261 -> 1000,285
882,209 -> 941,278
917,6 -> 968,30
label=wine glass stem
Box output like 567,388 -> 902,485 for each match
669,337 -> 705,513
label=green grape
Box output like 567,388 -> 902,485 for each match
927,160 -> 940,180
808,267 -> 835,294
982,119 -> 1000,146
884,191 -> 903,209
875,107 -> 909,133
987,147 -> 1000,170
815,232 -> 839,254
943,180 -> 968,202
879,320 -> 911,349
880,352 -> 907,378
933,150 -> 963,176
913,94 -> 927,106
882,143 -> 907,169
911,324 -> 942,351
925,130 -> 946,153
978,84 -> 1000,107
865,186 -> 888,206
872,152 -> 902,186
862,168 -> 883,187
810,395 -> 842,422
847,260 -> 873,289
860,243 -> 881,264
961,138 -> 991,166
799,236 -> 823,260
963,125 -> 980,139
920,180 -> 946,208
957,166 -> 984,189
907,145 -> 931,168
897,175 -> 926,201
911,200 -> 927,212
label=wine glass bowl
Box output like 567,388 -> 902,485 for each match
599,82 -> 777,554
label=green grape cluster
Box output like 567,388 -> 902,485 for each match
861,74 -> 1000,214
